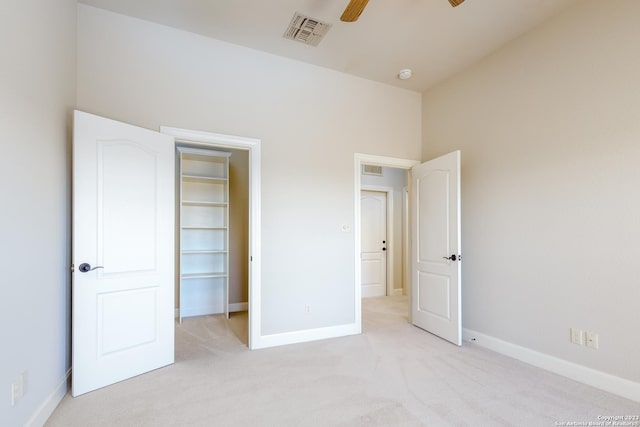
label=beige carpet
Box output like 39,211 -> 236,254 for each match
46,297 -> 639,426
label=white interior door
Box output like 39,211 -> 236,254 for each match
361,190 -> 387,298
72,111 -> 175,396
411,151 -> 461,345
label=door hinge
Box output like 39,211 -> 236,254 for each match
70,264 -> 74,273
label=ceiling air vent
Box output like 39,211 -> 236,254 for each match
362,165 -> 383,176
283,13 -> 332,47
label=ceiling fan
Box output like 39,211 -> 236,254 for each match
340,0 -> 465,22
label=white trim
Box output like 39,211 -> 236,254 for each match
356,154 -> 421,169
229,302 -> 248,312
161,127 -> 261,148
161,126 -> 261,350
175,302 -> 247,319
463,328 -> 640,403
179,306 -> 225,318
25,368 -> 71,427
360,185 -> 394,296
252,323 -> 360,350
354,153 -> 419,331
402,186 -> 409,296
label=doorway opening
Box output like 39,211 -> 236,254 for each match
354,154 -> 419,333
360,166 -> 409,331
162,126 -> 261,350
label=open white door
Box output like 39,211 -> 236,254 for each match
411,151 -> 461,345
72,111 -> 175,396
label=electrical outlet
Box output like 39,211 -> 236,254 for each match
570,328 -> 584,345
11,380 -> 21,406
11,381 -> 19,406
10,370 -> 28,406
20,371 -> 28,396
304,304 -> 311,314
586,331 -> 599,349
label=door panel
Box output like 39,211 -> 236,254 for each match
418,170 -> 450,263
73,111 -> 175,396
417,272 -> 450,320
411,151 -> 461,345
360,191 -> 387,298
98,287 -> 158,355
100,142 -> 158,273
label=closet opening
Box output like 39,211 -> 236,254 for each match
162,126 -> 261,349
176,146 -> 249,344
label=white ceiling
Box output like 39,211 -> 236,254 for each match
78,0 -> 579,92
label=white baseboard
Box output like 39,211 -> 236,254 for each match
463,328 -> 640,403
229,302 -> 248,312
175,302 -> 248,319
390,289 -> 404,297
252,322 -> 360,350
25,368 -> 70,427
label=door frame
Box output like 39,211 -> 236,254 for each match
161,126 -> 261,350
354,154 -> 419,332
360,186 -> 394,297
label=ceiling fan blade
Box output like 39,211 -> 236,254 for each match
340,0 -> 370,22
448,0 -> 465,6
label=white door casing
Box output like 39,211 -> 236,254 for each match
160,126 -> 262,349
360,190 -> 387,298
411,151 -> 462,345
72,111 -> 175,396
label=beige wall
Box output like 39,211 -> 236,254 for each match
228,148 -> 249,305
0,1 -> 76,425
76,4 -> 421,336
422,0 -> 640,382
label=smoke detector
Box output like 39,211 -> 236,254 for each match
398,69 -> 412,80
283,13 -> 332,47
